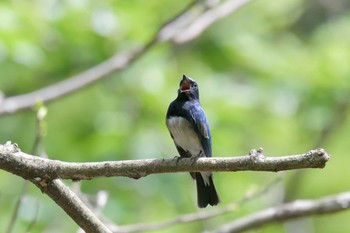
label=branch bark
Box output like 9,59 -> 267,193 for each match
0,141 -> 331,232
0,142 -> 329,181
32,179 -> 112,233
208,192 -> 350,233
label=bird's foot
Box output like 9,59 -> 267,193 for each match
190,151 -> 203,165
193,150 -> 204,159
190,157 -> 199,166
173,155 -> 181,163
196,150 -> 203,158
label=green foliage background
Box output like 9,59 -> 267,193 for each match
1,0 -> 350,232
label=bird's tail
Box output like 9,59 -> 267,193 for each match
195,172 -> 220,208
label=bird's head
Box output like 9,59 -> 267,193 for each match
177,74 -> 199,100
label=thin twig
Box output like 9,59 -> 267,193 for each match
5,181 -> 29,233
0,143 -> 329,181
25,200 -> 40,233
5,105 -> 47,233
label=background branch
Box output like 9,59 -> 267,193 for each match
0,0 -> 249,116
171,0 -> 251,43
5,181 -> 29,233
0,35 -> 152,116
209,191 -> 350,233
114,176 -> 283,233
0,142 -> 329,181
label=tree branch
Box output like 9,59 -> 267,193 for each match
0,3 -> 253,231
208,191 -> 350,233
0,36 -> 153,116
171,0 -> 251,43
0,0 -> 189,116
32,179 -> 112,233
0,142 -> 329,181
0,141 -> 330,232
0,0 -> 250,116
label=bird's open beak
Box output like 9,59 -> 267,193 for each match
180,75 -> 191,92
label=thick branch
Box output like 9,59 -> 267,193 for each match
0,142 -> 329,181
209,192 -> 350,233
32,179 -> 112,233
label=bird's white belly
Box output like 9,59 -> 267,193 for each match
166,116 -> 203,157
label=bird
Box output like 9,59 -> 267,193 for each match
166,74 -> 220,208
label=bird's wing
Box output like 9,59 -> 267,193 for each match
189,103 -> 212,157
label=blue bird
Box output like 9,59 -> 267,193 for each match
166,75 -> 220,208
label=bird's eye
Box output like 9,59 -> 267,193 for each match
192,83 -> 198,88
